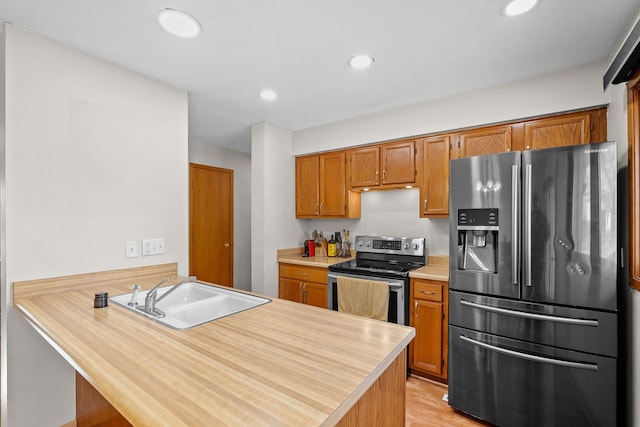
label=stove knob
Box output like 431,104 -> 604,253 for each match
366,241 -> 371,247
413,243 -> 420,250
358,240 -> 363,247
404,243 -> 410,249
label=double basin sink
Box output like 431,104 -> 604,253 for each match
110,281 -> 270,329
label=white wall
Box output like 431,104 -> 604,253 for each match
293,61 -> 609,155
188,139 -> 252,290
251,122 -> 302,296
296,189 -> 449,256
1,24 -> 189,426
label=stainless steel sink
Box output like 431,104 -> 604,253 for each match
110,281 -> 270,329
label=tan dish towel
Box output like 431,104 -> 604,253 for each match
337,276 -> 389,321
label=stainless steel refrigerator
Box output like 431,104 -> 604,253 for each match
448,141 -> 618,426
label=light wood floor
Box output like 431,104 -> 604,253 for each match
406,375 -> 492,427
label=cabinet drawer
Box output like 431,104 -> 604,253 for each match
279,264 -> 327,283
414,281 -> 443,302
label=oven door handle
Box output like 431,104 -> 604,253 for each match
459,335 -> 598,371
328,273 -> 403,289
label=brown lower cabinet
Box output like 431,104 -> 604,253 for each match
278,263 -> 328,308
409,278 -> 448,381
76,372 -> 131,427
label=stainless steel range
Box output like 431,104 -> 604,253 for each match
328,235 -> 426,325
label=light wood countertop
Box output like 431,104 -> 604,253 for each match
409,256 -> 449,281
14,264 -> 414,426
278,248 -> 449,281
277,247 -> 354,268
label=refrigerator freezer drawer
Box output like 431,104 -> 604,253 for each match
449,291 -> 617,357
449,325 -> 617,427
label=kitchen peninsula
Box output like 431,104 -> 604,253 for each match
13,263 -> 414,426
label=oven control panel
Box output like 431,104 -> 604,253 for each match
355,235 -> 425,257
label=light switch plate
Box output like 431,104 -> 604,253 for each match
142,238 -> 165,256
125,240 -> 138,258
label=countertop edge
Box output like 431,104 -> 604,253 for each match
13,265 -> 416,426
323,330 -> 414,425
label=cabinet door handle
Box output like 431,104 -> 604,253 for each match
382,169 -> 386,183
319,203 -> 323,215
423,199 -> 428,213
314,203 -> 318,215
298,273 -> 309,277
223,243 -> 230,248
420,290 -> 437,295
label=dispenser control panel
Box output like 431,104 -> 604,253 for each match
457,208 -> 499,230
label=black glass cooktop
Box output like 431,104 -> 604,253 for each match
329,258 -> 423,276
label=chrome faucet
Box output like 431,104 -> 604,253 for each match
139,276 -> 196,318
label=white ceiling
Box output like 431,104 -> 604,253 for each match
2,0 -> 639,153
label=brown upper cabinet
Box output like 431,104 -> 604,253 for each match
453,125 -> 513,158
295,151 -> 360,218
522,111 -> 590,150
419,107 -> 607,217
349,140 -> 417,189
420,136 -> 450,217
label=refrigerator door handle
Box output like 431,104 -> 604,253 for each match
511,165 -> 520,285
459,335 -> 598,371
523,164 -> 532,287
459,299 -> 599,326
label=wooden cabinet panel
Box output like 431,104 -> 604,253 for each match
296,155 -> 319,217
589,108 -> 608,143
296,152 -> 360,218
350,146 -> 380,188
319,151 -> 347,216
279,264 -> 328,284
420,136 -> 450,217
349,140 -> 416,189
302,281 -> 328,308
626,73 -> 640,291
382,140 -> 416,185
523,112 -> 590,150
413,300 -> 443,376
279,277 -> 304,303
410,279 -> 448,381
279,263 -> 328,308
77,372 -> 132,427
456,125 -> 512,158
414,281 -> 443,302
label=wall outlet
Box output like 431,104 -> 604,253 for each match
125,240 -> 138,258
142,238 -> 165,256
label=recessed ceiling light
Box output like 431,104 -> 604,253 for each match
348,54 -> 374,70
158,9 -> 202,38
260,89 -> 278,101
504,0 -> 538,16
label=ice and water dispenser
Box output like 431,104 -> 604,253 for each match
456,208 -> 499,273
